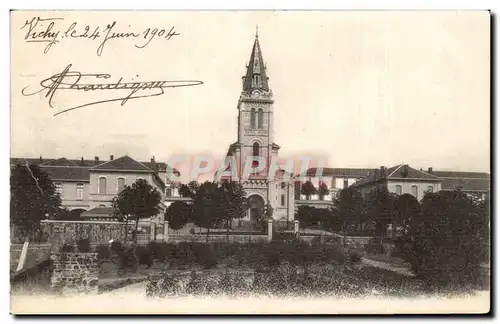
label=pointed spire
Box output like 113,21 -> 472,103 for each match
242,30 -> 269,92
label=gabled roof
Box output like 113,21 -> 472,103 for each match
242,33 -> 270,92
387,164 -> 441,180
90,155 -> 152,172
353,164 -> 442,188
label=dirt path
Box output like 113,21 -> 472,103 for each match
361,257 -> 415,277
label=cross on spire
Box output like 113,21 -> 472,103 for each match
256,25 -> 259,38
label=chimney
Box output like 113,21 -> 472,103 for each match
151,156 -> 157,172
428,167 -> 433,174
81,156 -> 84,165
39,155 -> 43,163
403,164 -> 409,177
380,166 -> 387,178
94,156 -> 99,165
151,156 -> 155,163
110,155 -> 114,161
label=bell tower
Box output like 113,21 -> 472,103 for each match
217,29 -> 294,223
237,29 -> 279,178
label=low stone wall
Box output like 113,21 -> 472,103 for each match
166,234 -> 269,244
41,220 -> 134,245
50,252 -> 99,295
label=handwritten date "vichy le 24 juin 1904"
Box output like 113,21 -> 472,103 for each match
21,64 -> 204,116
21,17 -> 180,56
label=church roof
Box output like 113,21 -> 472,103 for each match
242,33 -> 270,92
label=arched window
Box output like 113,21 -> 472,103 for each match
395,185 -> 402,195
98,204 -> 106,208
411,185 -> 418,198
250,108 -> 256,128
253,142 -> 260,157
76,183 -> 84,200
257,109 -> 264,129
98,177 -> 106,194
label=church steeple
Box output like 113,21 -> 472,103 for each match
242,29 -> 270,92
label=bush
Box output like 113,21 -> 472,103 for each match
364,238 -> 385,254
189,228 -> 196,235
348,252 -> 362,264
76,238 -> 91,253
60,244 -> 74,253
135,246 -> 153,268
110,241 -> 124,254
95,244 -> 110,260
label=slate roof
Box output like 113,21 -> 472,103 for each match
10,157 -> 173,173
243,34 -> 269,92
431,170 -> 490,192
353,164 -> 441,188
305,167 -> 375,178
41,166 -> 90,182
90,155 -> 152,172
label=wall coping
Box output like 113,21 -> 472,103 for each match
41,220 -> 129,225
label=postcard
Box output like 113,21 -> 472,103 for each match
10,10 -> 490,315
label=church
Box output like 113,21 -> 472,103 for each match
215,31 -> 295,223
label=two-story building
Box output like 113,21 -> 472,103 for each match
10,155 -> 178,225
294,167 -> 374,209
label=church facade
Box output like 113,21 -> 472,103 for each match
216,32 -> 295,223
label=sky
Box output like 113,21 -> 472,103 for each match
10,11 -> 490,180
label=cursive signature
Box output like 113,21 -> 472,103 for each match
21,17 -> 180,56
21,64 -> 204,116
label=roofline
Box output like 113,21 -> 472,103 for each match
387,165 -> 403,177
90,168 -> 152,173
51,179 -> 90,182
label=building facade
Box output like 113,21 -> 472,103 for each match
216,32 -> 295,222
10,155 -> 174,224
294,168 -> 374,209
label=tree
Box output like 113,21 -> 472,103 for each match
295,205 -> 320,228
332,187 -> 365,241
300,181 -> 317,200
165,201 -> 192,230
190,181 -> 221,241
219,180 -> 248,241
404,190 -> 487,287
10,164 -> 62,242
317,182 -> 330,200
190,181 -> 248,242
112,179 -> 162,244
178,181 -> 199,198
394,194 -> 420,237
364,188 -> 397,238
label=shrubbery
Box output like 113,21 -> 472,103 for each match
76,238 -> 91,252
364,238 -> 385,254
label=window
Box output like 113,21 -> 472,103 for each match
395,185 -> 402,195
253,142 -> 260,157
343,179 -> 349,188
411,185 -> 418,198
427,186 -> 434,193
281,193 -> 286,206
117,177 -> 125,192
76,183 -> 84,200
166,188 -> 172,197
98,204 -> 106,208
250,108 -> 256,128
281,182 -> 286,189
257,109 -> 264,129
331,177 -> 336,189
98,177 -> 106,194
55,182 -> 63,197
